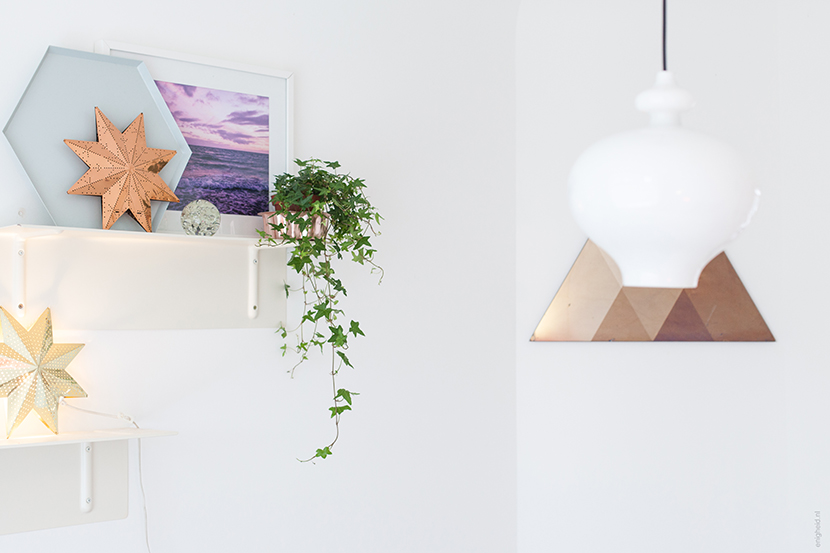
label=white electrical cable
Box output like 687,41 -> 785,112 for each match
60,398 -> 153,553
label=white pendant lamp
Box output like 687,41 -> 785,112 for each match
567,2 -> 760,289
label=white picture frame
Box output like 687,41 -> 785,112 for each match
95,40 -> 294,237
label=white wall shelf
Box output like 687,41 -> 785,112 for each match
0,224 -> 289,330
0,428 -> 176,535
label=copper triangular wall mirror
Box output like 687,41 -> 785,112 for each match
531,240 -> 774,342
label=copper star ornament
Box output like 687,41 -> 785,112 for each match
0,308 -> 86,437
65,107 -> 178,232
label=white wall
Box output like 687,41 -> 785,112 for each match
0,1 -> 518,551
517,1 -> 830,552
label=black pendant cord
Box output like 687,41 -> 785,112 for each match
662,0 -> 668,71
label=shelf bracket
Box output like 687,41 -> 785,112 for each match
248,245 -> 260,319
12,235 -> 25,320
10,227 -> 63,321
80,442 -> 92,513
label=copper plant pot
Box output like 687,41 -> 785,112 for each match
260,211 -> 328,240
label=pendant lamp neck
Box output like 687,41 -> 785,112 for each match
635,71 -> 694,127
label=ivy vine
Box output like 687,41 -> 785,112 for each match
261,159 -> 382,461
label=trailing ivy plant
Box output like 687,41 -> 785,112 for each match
261,158 -> 382,462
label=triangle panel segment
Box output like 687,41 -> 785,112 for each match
531,241 -> 622,341
622,287 -> 683,340
684,253 -> 774,341
653,290 -> 714,342
592,290 -> 651,341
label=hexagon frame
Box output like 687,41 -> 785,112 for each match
3,46 -> 191,232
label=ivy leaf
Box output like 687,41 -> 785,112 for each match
315,447 -> 332,459
330,278 -> 346,294
336,350 -> 353,368
287,256 -> 306,273
335,388 -> 359,405
329,405 -> 352,417
349,320 -> 364,337
328,325 -> 348,347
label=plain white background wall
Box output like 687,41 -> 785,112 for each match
517,1 -> 830,552
0,1 -> 518,552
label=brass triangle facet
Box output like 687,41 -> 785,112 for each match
531,241 -> 622,341
654,290 -> 713,341
622,287 -> 683,340
592,290 -> 651,342
684,253 -> 775,341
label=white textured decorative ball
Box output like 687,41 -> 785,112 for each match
181,200 -> 221,236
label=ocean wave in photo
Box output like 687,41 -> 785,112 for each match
169,144 -> 269,215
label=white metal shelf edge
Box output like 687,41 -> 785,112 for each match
0,223 -> 289,246
0,427 -> 177,449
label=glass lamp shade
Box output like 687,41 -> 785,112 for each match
568,71 -> 760,288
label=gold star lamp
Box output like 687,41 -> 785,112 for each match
65,107 -> 178,232
0,307 -> 86,437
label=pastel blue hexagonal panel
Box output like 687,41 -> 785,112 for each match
3,46 -> 191,232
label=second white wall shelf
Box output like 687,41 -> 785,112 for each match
0,224 -> 288,330
0,428 -> 176,535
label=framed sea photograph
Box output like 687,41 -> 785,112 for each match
95,40 -> 293,237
